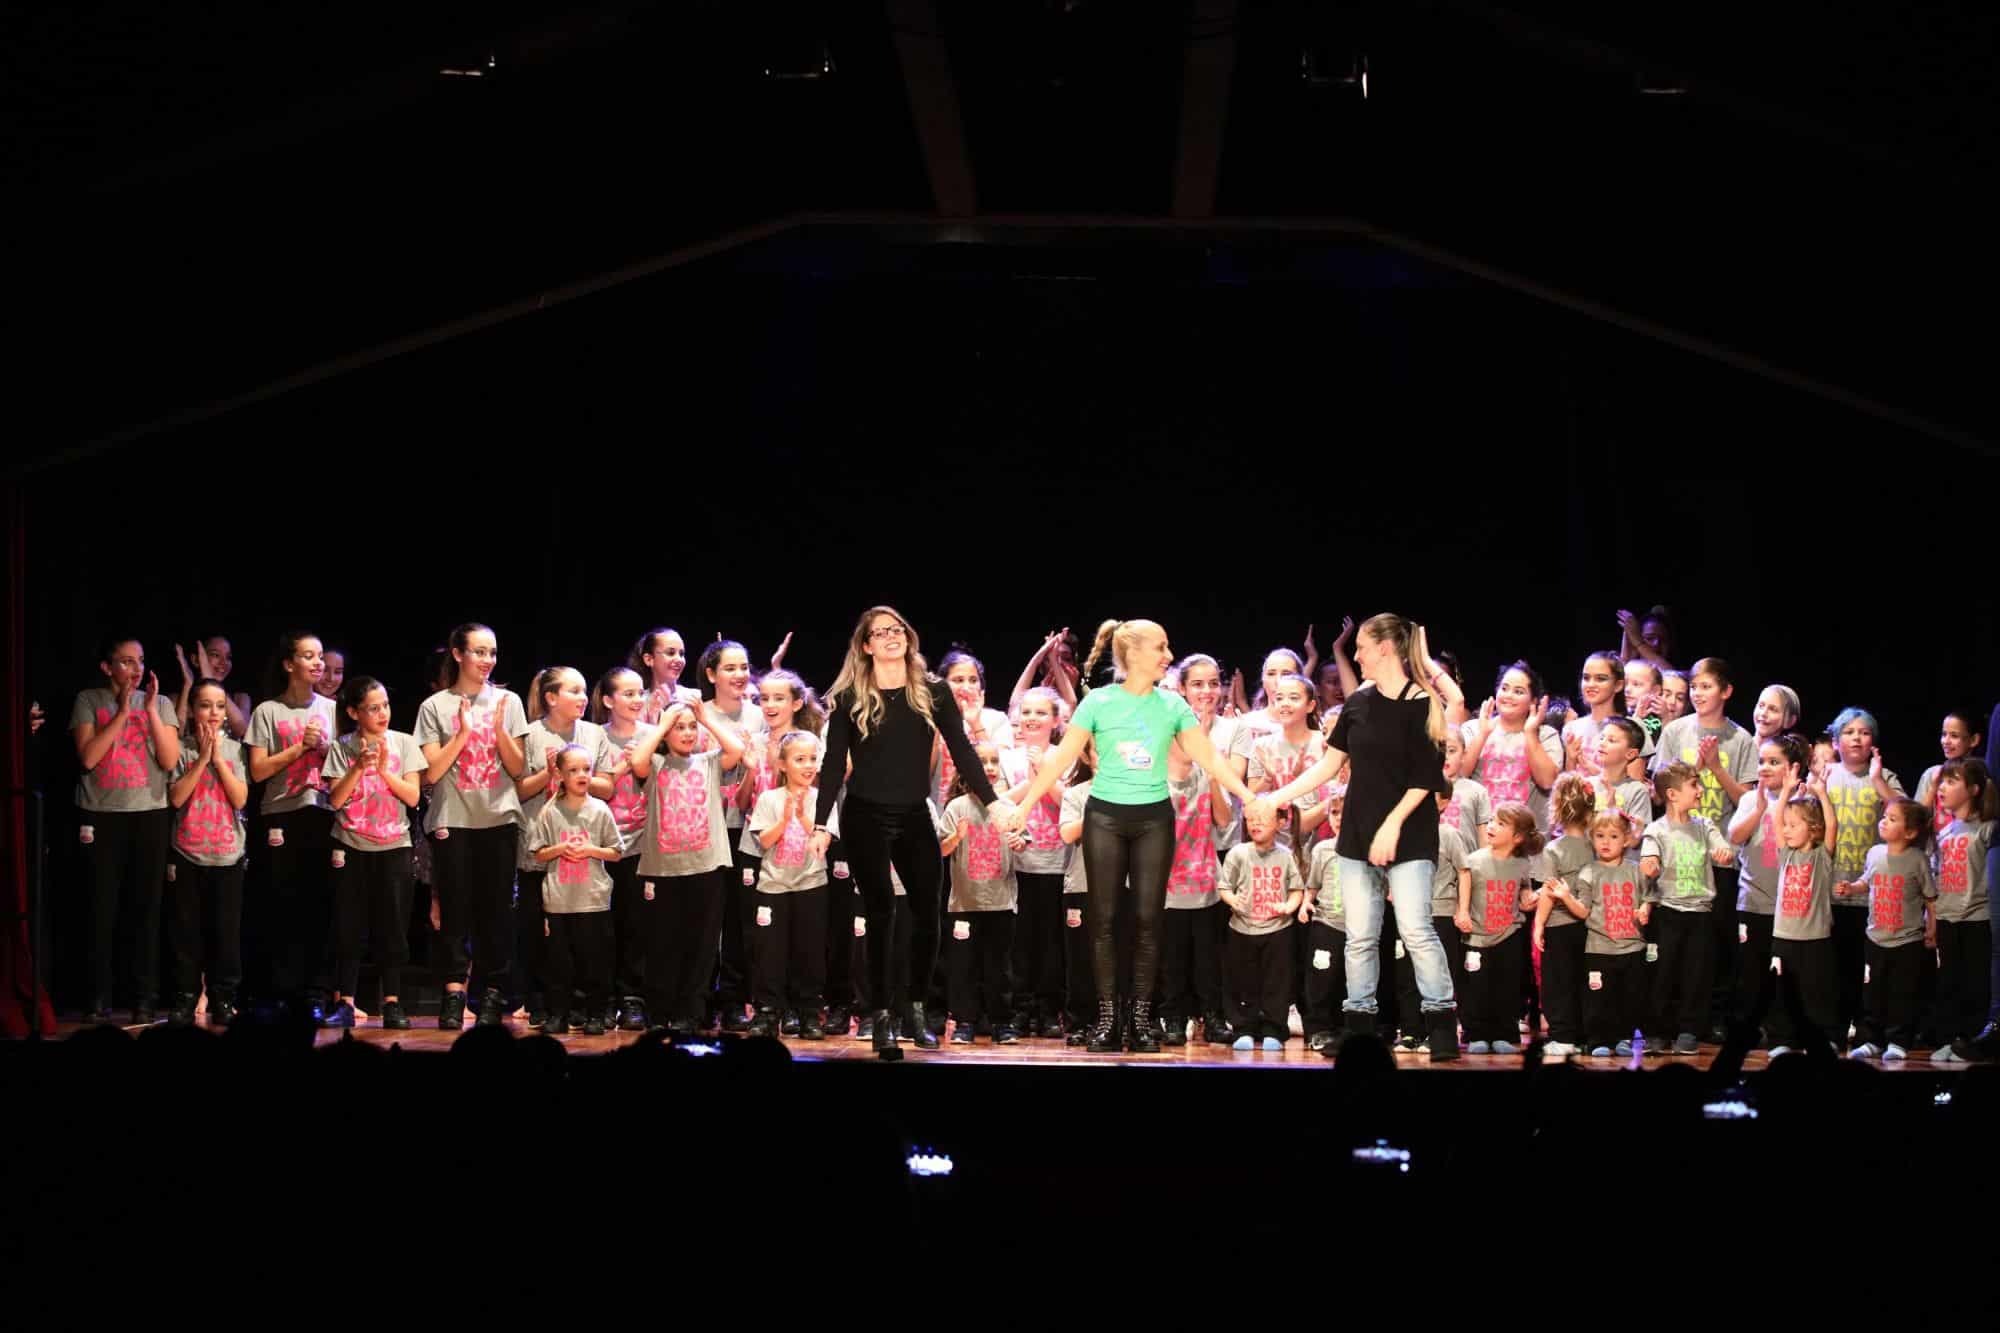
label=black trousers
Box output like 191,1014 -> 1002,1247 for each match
1301,921 -> 1347,1038
169,852 -> 243,1002
947,908 -> 1014,1026
264,806 -> 335,1001
1398,916 -> 1465,1036
1707,865 -> 1741,1027
432,822 -> 518,998
1228,925 -> 1295,1040
1734,910 -> 1776,1032
1771,936 -> 1837,1048
81,807 -> 171,1007
1830,906 -> 1867,1042
840,798 -> 944,1013
1460,932 -> 1527,1043
1081,797 -> 1174,1002
1858,940 -> 1927,1047
546,911 -> 612,1017
642,866 -> 726,1026
1062,895 -> 1095,1027
715,840 -> 761,1016
1541,924 -> 1586,1045
516,867 -> 546,1008
608,854 -> 646,1001
751,886 -> 829,1014
331,844 -> 413,1000
823,843 -> 858,1013
1159,901 -> 1228,1024
1649,907 -> 1714,1039
1932,918 -> 1992,1044
1582,951 -> 1645,1049
1011,871 -> 1067,1023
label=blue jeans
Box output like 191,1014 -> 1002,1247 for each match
1339,857 -> 1455,1014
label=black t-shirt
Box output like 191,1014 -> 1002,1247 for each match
1329,681 -> 1450,865
814,678 -> 999,827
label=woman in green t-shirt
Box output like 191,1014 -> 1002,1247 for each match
1007,619 -> 1256,1053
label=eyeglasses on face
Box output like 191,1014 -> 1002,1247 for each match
869,625 -> 908,640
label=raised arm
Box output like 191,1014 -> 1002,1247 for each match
1009,631 -> 1063,713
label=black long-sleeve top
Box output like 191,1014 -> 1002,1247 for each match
814,677 -> 1000,827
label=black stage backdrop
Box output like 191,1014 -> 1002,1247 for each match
23,229 -> 1998,815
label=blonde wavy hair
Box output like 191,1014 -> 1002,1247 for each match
828,604 -> 936,741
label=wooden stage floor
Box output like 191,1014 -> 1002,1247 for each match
41,1011 -> 1969,1074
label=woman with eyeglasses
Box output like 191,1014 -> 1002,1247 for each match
813,606 -> 1010,1060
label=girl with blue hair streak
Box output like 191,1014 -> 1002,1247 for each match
1823,705 -> 1906,1049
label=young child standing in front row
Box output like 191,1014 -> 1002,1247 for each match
748,732 -> 835,1040
1846,799 -> 1935,1061
1303,801 -> 1346,1054
1640,762 -> 1737,1055
1531,776 -> 1597,1055
1458,804 -> 1543,1054
167,680 -> 248,1028
1565,811 -> 1648,1056
942,742 -> 1027,1043
1769,766 -> 1841,1055
323,677 -> 425,1030
529,747 -> 621,1036
1929,759 -> 1995,1063
1726,733 -> 1812,1041
1220,803 -> 1305,1052
631,697 -> 746,1035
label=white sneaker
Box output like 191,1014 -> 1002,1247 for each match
1883,1043 -> 1908,1061
1542,1041 -> 1578,1057
1287,1005 -> 1304,1037
1849,1043 -> 1881,1060
1767,1045 -> 1794,1057
1933,1044 -> 1964,1064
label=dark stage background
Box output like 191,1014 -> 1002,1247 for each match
22,223 -> 1997,776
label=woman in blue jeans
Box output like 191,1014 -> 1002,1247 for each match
1252,614 -> 1465,1059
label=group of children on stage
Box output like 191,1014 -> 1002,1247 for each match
67,617 -> 1996,1062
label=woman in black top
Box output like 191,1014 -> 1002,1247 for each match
1251,614 -> 1467,1059
814,605 -> 1007,1060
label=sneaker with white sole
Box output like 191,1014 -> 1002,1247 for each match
1883,1043 -> 1908,1061
1542,1041 -> 1578,1057
1614,1039 -> 1634,1057
1932,1044 -> 1964,1064
1768,1044 -> 1794,1057
1672,1032 -> 1700,1055
1465,1040 -> 1491,1055
1491,1039 -> 1520,1055
1590,1046 -> 1614,1057
1849,1043 -> 1882,1060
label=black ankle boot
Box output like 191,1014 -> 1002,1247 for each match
1086,997 -> 1120,1053
909,1003 -> 940,1051
438,990 -> 467,1029
1129,998 -> 1162,1053
1427,1007 -> 1462,1062
475,988 -> 506,1027
872,1009 -> 902,1061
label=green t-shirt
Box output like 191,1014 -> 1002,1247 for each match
1070,685 -> 1198,806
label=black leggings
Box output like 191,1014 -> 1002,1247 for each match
81,806 -> 171,1007
431,823 -> 518,998
1080,797 -> 1175,1003
840,798 -> 945,1013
